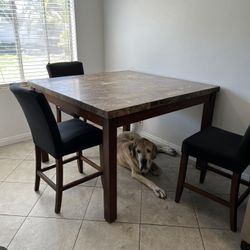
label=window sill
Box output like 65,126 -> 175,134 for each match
0,82 -> 28,90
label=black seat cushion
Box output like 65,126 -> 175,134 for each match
182,127 -> 246,173
10,85 -> 102,159
58,119 -> 102,156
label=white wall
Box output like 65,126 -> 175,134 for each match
104,0 -> 250,141
104,0 -> 250,175
0,0 -> 104,146
75,0 -> 104,73
0,87 -> 31,145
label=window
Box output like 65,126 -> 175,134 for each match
0,0 -> 77,84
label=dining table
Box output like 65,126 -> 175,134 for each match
28,70 -> 220,223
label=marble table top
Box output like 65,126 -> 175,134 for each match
28,70 -> 220,119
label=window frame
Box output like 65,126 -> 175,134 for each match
0,0 -> 78,85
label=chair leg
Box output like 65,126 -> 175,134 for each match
175,153 -> 189,202
230,172 -> 241,232
56,106 -> 62,122
123,124 -> 130,131
199,160 -> 208,184
55,158 -> 63,214
41,149 -> 49,163
77,151 -> 83,173
34,145 -> 41,191
99,145 -> 104,187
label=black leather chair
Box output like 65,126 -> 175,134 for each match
46,61 -> 84,78
10,85 -> 103,213
46,61 -> 84,122
175,126 -> 250,231
241,241 -> 250,250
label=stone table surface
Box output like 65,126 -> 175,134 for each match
28,70 -> 220,119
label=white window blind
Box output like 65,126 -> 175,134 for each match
0,0 -> 77,84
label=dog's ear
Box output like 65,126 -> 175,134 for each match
151,143 -> 157,159
129,140 -> 137,158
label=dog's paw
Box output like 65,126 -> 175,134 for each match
153,187 -> 167,199
168,147 -> 178,156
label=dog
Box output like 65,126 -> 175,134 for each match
117,131 -> 177,199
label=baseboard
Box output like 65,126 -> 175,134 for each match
0,132 -> 32,147
138,130 -> 182,153
137,129 -> 250,182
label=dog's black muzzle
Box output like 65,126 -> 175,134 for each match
141,159 -> 147,170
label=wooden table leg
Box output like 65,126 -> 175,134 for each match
196,93 -> 217,169
103,120 -> 117,222
200,93 -> 216,129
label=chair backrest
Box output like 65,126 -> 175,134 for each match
46,61 -> 84,78
10,85 -> 62,157
239,125 -> 250,165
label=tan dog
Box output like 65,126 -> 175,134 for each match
117,132 -> 173,199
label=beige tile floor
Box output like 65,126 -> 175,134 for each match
0,140 -> 247,249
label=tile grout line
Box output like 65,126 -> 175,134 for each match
1,152 -> 47,248
4,168 -> 97,248
0,156 -> 29,160
3,159 -> 56,186
72,185 -> 96,250
190,193 -> 206,250
0,212 -> 204,228
198,226 -> 233,231
3,180 -> 51,185
0,211 -> 233,230
81,217 -> 200,228
1,154 -> 56,184
25,170 -> 55,218
2,158 -> 26,182
6,183 -> 49,249
6,215 -> 27,249
138,224 -> 142,250
26,214 -> 83,221
138,182 -> 143,250
0,214 -> 26,218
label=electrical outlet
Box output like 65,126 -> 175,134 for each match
138,121 -> 143,126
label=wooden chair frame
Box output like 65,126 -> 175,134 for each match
35,145 -> 104,213
175,153 -> 250,232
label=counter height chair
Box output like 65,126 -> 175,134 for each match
46,61 -> 84,122
10,85 -> 103,213
175,126 -> 250,231
46,61 -> 84,78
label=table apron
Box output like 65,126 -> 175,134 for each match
44,93 -> 103,125
44,92 -> 213,129
111,94 -> 212,128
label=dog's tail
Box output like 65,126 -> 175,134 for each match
157,146 -> 178,157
